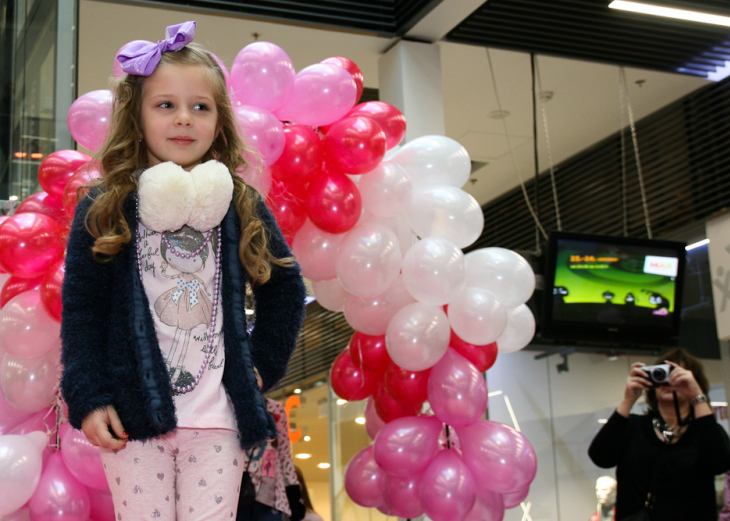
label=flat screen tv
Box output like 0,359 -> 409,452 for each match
540,231 -> 686,348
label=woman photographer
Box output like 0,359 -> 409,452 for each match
589,348 -> 730,521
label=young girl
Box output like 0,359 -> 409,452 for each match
60,21 -> 306,520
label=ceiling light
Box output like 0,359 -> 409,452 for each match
711,401 -> 728,407
317,462 -> 331,469
336,399 -> 347,406
609,1 -> 730,27
303,435 -> 311,442
9,195 -> 18,201
686,239 -> 709,251
14,152 -> 27,158
489,110 -> 510,119
355,417 -> 366,425
295,453 -> 312,460
598,418 -> 608,424
245,309 -> 254,315
30,153 -> 44,159
293,388 -> 302,394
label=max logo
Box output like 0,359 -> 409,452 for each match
650,262 -> 672,269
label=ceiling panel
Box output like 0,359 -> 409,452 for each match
446,0 -> 730,78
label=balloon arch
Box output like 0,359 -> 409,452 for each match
0,40 -> 538,521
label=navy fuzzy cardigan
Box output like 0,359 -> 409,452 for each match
60,189 -> 306,449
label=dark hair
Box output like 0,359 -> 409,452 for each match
295,466 -> 315,513
646,347 -> 709,412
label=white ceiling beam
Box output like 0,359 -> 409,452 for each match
405,0 -> 486,42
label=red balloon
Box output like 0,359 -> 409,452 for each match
41,259 -> 65,322
62,162 -> 102,215
349,332 -> 391,374
450,331 -> 498,373
330,349 -> 378,401
15,192 -> 65,223
346,102 -> 407,150
271,125 -> 324,185
0,212 -> 64,279
385,364 -> 431,407
1,275 -> 42,308
37,150 -> 92,199
266,178 -> 308,241
305,168 -> 361,234
323,116 -> 386,175
320,56 -> 364,103
373,381 -> 422,423
0,216 -> 7,273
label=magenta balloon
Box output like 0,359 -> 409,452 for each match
464,492 -> 505,521
428,348 -> 487,428
234,105 -> 285,166
419,450 -> 476,521
67,90 -> 113,152
503,485 -> 529,509
274,63 -> 357,127
1,507 -> 31,521
291,219 -> 345,281
0,213 -> 64,279
87,487 -> 115,521
0,347 -> 61,413
59,423 -> 108,490
0,290 -> 61,359
306,169 -> 362,235
458,420 -> 537,495
364,398 -> 386,440
373,415 -> 442,478
30,452 -> 90,521
230,42 -> 294,111
0,432 -> 47,516
344,276 -> 415,336
113,40 -> 153,78
383,473 -> 425,519
344,445 -> 385,508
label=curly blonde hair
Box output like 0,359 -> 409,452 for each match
84,44 -> 290,285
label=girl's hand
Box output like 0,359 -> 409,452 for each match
81,405 -> 129,449
617,363 -> 650,417
665,360 -> 703,399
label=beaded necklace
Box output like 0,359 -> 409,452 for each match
135,196 -> 223,395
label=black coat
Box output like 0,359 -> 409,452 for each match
60,190 -> 306,449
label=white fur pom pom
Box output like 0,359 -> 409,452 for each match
188,160 -> 234,232
138,162 -> 195,232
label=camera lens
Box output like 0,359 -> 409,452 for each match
652,368 -> 666,380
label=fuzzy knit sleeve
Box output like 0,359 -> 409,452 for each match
60,191 -> 116,429
249,196 -> 307,392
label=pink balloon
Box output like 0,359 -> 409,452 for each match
385,302 -> 451,372
0,507 -> 31,520
373,415 -> 442,478
15,192 -> 65,223
67,90 -> 113,152
306,169 -> 362,235
0,213 -> 64,279
344,445 -> 384,508
0,383 -> 28,421
234,105 -> 285,166
9,407 -> 55,436
464,492 -> 505,521
0,432 -> 47,516
335,221 -> 401,298
30,452 -> 90,521
87,487 -> 115,521
209,51 -> 231,88
230,42 -> 295,112
0,290 -> 61,359
503,485 -> 529,509
310,278 -> 348,312
457,420 -> 537,495
274,63 -> 357,127
419,450 -> 476,521
428,349 -> 487,428
343,275 -> 415,335
0,413 -> 30,436
113,40 -> 153,78
0,347 -> 61,413
237,161 -> 272,198
59,423 -> 108,490
383,472 -> 425,519
291,219 -> 346,281
364,398 -> 386,440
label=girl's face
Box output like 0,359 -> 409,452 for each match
140,64 -> 218,172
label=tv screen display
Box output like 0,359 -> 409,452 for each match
541,232 -> 686,347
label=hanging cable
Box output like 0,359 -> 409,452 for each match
534,56 -> 562,231
619,67 -> 653,239
618,70 -> 629,237
486,49 -> 548,242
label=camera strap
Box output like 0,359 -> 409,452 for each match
673,391 -> 693,427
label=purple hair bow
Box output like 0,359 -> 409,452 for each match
117,21 -> 197,76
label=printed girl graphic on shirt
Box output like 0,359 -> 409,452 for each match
154,225 -> 218,386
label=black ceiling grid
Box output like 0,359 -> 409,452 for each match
470,74 -> 730,254
446,0 -> 730,78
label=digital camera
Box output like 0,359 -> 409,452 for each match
641,364 -> 673,387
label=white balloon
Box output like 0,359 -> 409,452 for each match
391,135 -> 471,189
311,278 -> 349,312
0,431 -> 47,515
344,276 -> 415,335
497,305 -> 536,353
291,220 -> 345,282
360,212 -> 415,257
448,287 -> 507,346
383,144 -> 402,161
407,186 -> 483,248
401,237 -> 466,306
336,222 -> 402,299
386,302 -> 450,371
0,348 -> 60,413
358,162 -> 412,218
465,248 -> 536,307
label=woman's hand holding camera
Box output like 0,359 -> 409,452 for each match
618,363 -> 651,417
